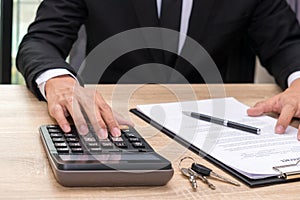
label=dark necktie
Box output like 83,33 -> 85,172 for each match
160,0 -> 183,67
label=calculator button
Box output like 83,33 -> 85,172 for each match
114,142 -> 128,148
99,138 -> 110,142
50,133 -> 63,138
124,132 -> 136,138
87,142 -> 99,147
52,138 -> 65,142
47,125 -> 59,128
100,141 -> 114,148
64,133 -> 76,138
70,148 -> 84,153
68,142 -> 81,147
55,142 -> 68,147
132,142 -> 145,148
128,137 -> 140,142
66,138 -> 79,142
121,128 -> 131,133
83,137 -> 97,142
48,128 -> 62,133
56,148 -> 69,153
110,137 -> 124,142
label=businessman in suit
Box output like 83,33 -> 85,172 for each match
17,0 -> 300,140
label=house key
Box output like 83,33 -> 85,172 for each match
180,167 -> 198,190
188,168 -> 216,190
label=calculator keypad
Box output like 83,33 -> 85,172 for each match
46,125 -> 152,154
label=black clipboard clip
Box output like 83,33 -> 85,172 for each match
273,160 -> 300,180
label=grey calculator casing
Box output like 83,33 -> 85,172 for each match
39,125 -> 174,187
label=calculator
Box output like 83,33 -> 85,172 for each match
40,125 -> 174,187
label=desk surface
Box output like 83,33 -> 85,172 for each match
0,84 -> 299,200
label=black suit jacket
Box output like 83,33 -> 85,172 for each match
17,0 -> 300,99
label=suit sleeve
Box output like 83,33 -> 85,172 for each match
248,0 -> 300,89
16,0 -> 87,100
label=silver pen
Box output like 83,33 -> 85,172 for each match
182,111 -> 261,135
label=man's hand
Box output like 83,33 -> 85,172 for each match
45,75 -> 133,139
247,79 -> 300,140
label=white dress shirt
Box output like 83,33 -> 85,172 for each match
36,0 -> 300,99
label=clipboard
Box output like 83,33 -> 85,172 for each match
130,108 -> 300,187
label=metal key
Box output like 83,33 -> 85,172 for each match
180,167 -> 198,190
188,168 -> 216,190
191,163 -> 240,187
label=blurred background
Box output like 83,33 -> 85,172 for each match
11,0 -> 41,84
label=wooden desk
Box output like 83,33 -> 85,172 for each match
0,84 -> 299,199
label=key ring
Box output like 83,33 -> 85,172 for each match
178,156 -> 196,170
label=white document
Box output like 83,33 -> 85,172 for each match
136,97 -> 300,179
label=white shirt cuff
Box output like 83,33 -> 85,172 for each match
36,69 -> 77,100
287,71 -> 300,87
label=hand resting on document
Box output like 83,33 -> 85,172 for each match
247,78 -> 300,141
